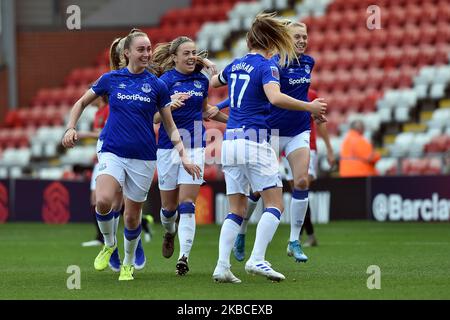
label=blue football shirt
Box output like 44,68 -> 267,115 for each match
268,54 -> 314,137
219,53 -> 280,142
91,68 -> 171,160
158,69 -> 209,149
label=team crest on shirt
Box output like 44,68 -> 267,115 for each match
305,64 -> 311,74
141,83 -> 152,93
271,66 -> 280,80
194,80 -> 202,89
118,83 -> 126,89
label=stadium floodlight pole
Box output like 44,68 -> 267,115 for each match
2,0 -> 18,109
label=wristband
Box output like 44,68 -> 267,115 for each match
64,127 -> 76,135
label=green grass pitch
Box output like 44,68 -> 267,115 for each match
0,221 -> 449,300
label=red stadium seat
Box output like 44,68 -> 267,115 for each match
336,48 -> 354,70
418,23 -> 437,45
308,16 -> 327,34
362,89 -> 381,113
400,24 -> 420,47
425,135 -> 450,153
401,45 -> 420,67
328,0 -> 360,12
342,10 -> 366,30
383,46 -> 403,70
350,68 -> 368,91
319,71 -> 337,92
353,28 -> 372,49
417,44 -> 438,67
403,4 -> 422,25
366,68 -> 385,91
398,66 -> 416,88
383,69 -> 402,90
328,91 -> 350,112
322,31 -> 341,51
437,0 -> 450,23
425,158 -> 443,175
160,9 -> 181,27
321,50 -> 339,71
3,110 -> 23,128
368,48 -> 386,69
334,69 -> 352,92
339,30 -> 356,50
369,29 -> 388,49
435,43 -> 450,65
420,4 -> 439,24
352,48 -> 371,69
326,11 -> 343,31
386,28 -> 404,47
436,22 -> 450,45
402,158 -> 429,175
386,6 -> 407,27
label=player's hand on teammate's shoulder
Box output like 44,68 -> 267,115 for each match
61,127 -> 78,148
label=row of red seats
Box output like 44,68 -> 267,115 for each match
314,66 -> 416,93
4,107 -> 67,128
312,43 -> 448,73
424,135 -> 450,153
327,0 -> 444,13
144,23 -> 201,46
31,86 -> 87,107
401,158 -> 443,175
323,111 -> 348,136
160,3 -> 234,27
94,22 -> 202,67
322,89 -> 381,113
315,2 -> 450,32
192,0 -> 243,7
0,128 -> 35,149
308,22 -> 450,51
64,66 -> 108,87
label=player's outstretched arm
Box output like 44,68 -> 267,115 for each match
62,89 -> 98,148
202,99 -> 228,123
263,82 -> 327,119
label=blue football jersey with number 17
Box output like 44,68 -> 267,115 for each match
219,53 -> 280,141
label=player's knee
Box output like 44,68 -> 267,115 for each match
123,212 -> 140,228
294,176 -> 309,190
96,196 -> 113,214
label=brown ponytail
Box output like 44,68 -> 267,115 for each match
247,12 -> 297,67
